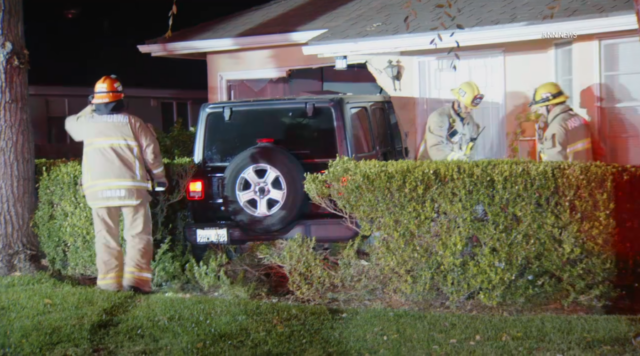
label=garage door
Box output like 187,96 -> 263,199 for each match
600,37 -> 640,165
419,52 -> 506,160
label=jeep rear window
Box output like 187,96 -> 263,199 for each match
203,105 -> 338,164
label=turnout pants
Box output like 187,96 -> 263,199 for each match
92,203 -> 154,292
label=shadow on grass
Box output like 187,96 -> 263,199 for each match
88,295 -> 138,354
47,270 -> 97,287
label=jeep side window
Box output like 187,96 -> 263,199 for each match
386,103 -> 406,159
349,107 -> 375,156
371,106 -> 394,161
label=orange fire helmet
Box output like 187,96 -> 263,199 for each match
91,75 -> 124,104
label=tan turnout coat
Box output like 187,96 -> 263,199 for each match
417,105 -> 481,161
65,106 -> 166,208
538,104 -> 593,162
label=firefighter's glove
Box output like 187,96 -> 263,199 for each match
154,180 -> 169,192
447,151 -> 469,161
464,142 -> 475,156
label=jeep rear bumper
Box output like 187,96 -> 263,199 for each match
185,219 -> 359,245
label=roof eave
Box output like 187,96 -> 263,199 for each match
138,29 -> 328,57
302,13 -> 638,57
29,86 -> 208,99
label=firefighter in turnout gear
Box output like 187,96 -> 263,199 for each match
417,81 -> 484,161
65,75 -> 167,293
529,82 -> 593,162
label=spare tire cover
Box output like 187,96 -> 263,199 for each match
223,144 -> 307,234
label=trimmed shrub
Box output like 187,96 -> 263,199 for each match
33,161 -> 95,275
262,235 -> 383,303
304,158 -> 621,307
35,159 -> 74,186
33,138 -> 639,309
261,236 -> 334,301
155,119 -> 196,160
33,158 -> 196,279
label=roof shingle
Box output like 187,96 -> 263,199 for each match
147,0 -> 636,45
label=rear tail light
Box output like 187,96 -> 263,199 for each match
187,179 -> 204,200
257,138 -> 274,144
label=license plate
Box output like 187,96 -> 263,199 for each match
196,228 -> 228,244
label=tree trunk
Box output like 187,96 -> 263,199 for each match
0,0 -> 38,275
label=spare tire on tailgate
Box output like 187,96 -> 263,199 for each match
223,143 -> 308,234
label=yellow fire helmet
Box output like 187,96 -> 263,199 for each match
451,81 -> 484,109
529,82 -> 569,108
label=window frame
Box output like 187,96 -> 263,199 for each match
554,41 -> 574,107
45,98 -> 71,144
161,100 -> 193,132
201,103 -> 339,166
369,103 -> 397,161
47,116 -> 67,144
347,106 -> 377,159
598,36 -> 640,165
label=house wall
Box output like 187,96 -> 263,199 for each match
204,30 -> 638,160
29,88 -> 207,159
206,46 -> 335,102
361,56 -> 420,158
207,48 -> 424,157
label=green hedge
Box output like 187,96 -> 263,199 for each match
303,158 -> 629,307
33,147 -> 640,307
155,119 -> 196,160
34,161 -> 95,275
33,158 -> 196,279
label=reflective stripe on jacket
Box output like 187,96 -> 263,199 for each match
538,104 -> 593,162
65,106 -> 166,208
417,105 -> 480,161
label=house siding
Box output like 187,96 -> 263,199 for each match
206,45 -> 335,102
29,87 -> 207,159
204,29 -> 638,160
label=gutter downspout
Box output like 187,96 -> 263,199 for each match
635,0 -> 640,36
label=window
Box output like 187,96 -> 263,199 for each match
176,102 -> 189,129
371,107 -> 392,150
48,116 -> 67,144
387,105 -> 404,151
350,107 -> 374,155
203,105 -> 337,164
161,101 -> 191,133
371,106 -> 396,160
600,37 -> 640,165
555,42 -> 573,107
161,102 -> 174,133
46,98 -> 68,144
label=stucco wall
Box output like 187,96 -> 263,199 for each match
360,55 -> 420,158
205,30 -> 638,159
207,46 -> 335,102
207,49 -> 423,157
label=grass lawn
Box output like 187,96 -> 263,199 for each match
1,274 -> 639,355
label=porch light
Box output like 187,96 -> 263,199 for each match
384,59 -> 405,92
334,56 -> 348,70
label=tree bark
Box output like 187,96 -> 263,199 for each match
0,0 -> 38,275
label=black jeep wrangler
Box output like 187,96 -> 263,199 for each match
184,95 -> 408,246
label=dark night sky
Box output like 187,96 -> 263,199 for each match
24,0 -> 271,90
